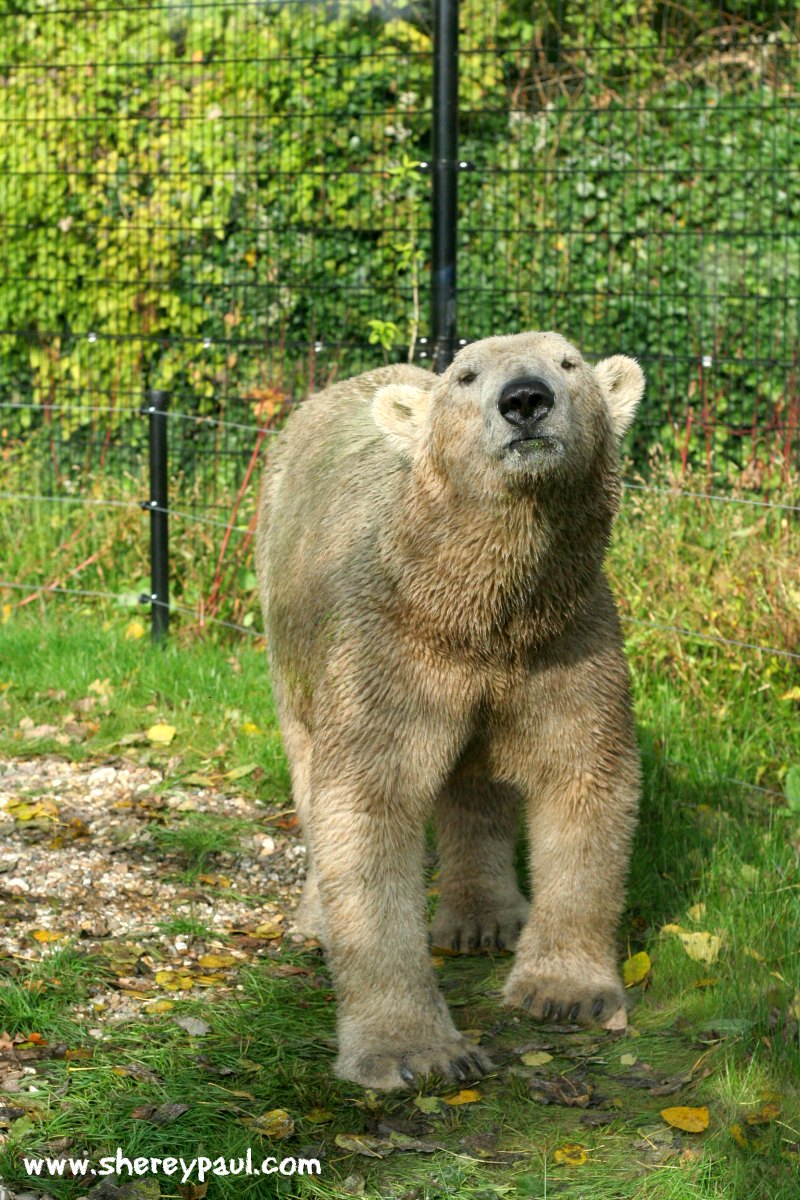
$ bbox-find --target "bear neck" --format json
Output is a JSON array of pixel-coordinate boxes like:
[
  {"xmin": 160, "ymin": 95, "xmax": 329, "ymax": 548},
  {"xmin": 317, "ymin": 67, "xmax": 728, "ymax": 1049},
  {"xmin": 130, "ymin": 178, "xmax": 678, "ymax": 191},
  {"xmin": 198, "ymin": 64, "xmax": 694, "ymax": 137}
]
[{"xmin": 383, "ymin": 453, "xmax": 620, "ymax": 655}]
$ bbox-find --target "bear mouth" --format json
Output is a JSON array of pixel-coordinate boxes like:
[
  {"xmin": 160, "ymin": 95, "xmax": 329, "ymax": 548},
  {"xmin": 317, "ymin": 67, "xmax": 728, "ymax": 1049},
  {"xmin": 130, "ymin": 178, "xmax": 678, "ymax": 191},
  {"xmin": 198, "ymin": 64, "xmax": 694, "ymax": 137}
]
[{"xmin": 506, "ymin": 434, "xmax": 560, "ymax": 453}]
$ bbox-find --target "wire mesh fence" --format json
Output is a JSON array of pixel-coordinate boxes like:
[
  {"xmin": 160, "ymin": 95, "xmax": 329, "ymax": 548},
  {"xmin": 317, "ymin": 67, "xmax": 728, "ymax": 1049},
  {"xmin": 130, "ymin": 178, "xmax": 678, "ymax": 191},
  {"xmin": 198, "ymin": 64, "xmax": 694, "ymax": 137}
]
[{"xmin": 0, "ymin": 1, "xmax": 798, "ymax": 683}]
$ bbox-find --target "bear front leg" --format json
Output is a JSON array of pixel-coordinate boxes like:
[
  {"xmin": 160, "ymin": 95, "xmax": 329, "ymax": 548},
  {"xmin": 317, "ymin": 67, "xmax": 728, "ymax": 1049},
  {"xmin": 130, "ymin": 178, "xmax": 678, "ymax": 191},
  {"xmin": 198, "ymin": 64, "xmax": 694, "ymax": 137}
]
[
  {"xmin": 433, "ymin": 771, "xmax": 529, "ymax": 952},
  {"xmin": 497, "ymin": 649, "xmax": 641, "ymax": 1026},
  {"xmin": 310, "ymin": 783, "xmax": 493, "ymax": 1090},
  {"xmin": 502, "ymin": 768, "xmax": 638, "ymax": 1024}
]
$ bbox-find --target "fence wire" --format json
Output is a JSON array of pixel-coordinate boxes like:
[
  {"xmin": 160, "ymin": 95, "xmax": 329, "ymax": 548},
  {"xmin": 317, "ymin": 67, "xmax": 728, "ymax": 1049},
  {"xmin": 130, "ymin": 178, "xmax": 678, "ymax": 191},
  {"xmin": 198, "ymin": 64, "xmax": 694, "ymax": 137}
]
[{"xmin": 0, "ymin": 3, "xmax": 798, "ymax": 807}]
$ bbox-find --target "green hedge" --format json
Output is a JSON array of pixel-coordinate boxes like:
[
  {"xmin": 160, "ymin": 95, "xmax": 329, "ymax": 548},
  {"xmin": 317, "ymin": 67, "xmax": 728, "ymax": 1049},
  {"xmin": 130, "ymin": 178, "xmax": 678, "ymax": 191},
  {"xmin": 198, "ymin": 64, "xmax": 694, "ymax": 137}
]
[{"xmin": 1, "ymin": 1, "xmax": 798, "ymax": 477}]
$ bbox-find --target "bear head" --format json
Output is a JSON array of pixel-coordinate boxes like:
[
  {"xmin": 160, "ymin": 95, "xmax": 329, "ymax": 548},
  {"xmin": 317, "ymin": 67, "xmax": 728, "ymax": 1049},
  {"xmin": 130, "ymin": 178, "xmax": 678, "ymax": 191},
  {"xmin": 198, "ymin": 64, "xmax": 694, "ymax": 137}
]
[{"xmin": 372, "ymin": 331, "xmax": 644, "ymax": 496}]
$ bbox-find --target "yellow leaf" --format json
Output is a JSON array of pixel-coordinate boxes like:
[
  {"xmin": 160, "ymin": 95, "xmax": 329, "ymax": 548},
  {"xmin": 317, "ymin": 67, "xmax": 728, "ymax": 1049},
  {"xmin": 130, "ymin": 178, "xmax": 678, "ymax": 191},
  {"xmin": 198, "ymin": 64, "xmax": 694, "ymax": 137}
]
[
  {"xmin": 155, "ymin": 971, "xmax": 194, "ymax": 990},
  {"xmin": 32, "ymin": 930, "xmax": 66, "ymax": 943},
  {"xmin": 688, "ymin": 902, "xmax": 706, "ymax": 923},
  {"xmin": 242, "ymin": 721, "xmax": 261, "ymax": 735},
  {"xmin": 253, "ymin": 923, "xmax": 283, "ymax": 940},
  {"xmin": 88, "ymin": 678, "xmax": 113, "ymax": 697},
  {"xmin": 661, "ymin": 925, "xmax": 722, "ymax": 964},
  {"xmin": 143, "ymin": 1000, "xmax": 175, "ymax": 1014},
  {"xmin": 7, "ymin": 798, "xmax": 59, "ymax": 822},
  {"xmin": 744, "ymin": 947, "xmax": 765, "ymax": 963},
  {"xmin": 147, "ymin": 722, "xmax": 176, "ymax": 745},
  {"xmin": 252, "ymin": 1108, "xmax": 294, "ymax": 1138},
  {"xmin": 729, "ymin": 1123, "xmax": 748, "ymax": 1148},
  {"xmin": 197, "ymin": 874, "xmax": 232, "ymax": 888},
  {"xmin": 779, "ymin": 686, "xmax": 800, "ymax": 702},
  {"xmin": 661, "ymin": 1106, "xmax": 709, "ymax": 1133},
  {"xmin": 622, "ymin": 951, "xmax": 651, "ymax": 987},
  {"xmin": 125, "ymin": 619, "xmax": 145, "ymax": 640},
  {"xmin": 554, "ymin": 1143, "xmax": 588, "ymax": 1166},
  {"xmin": 194, "ymin": 973, "xmax": 226, "ymax": 986},
  {"xmin": 197, "ymin": 953, "xmax": 237, "ymax": 969},
  {"xmin": 305, "ymin": 1108, "xmax": 334, "ymax": 1124},
  {"xmin": 521, "ymin": 1050, "xmax": 553, "ymax": 1066},
  {"xmin": 443, "ymin": 1089, "xmax": 480, "ymax": 1106},
  {"xmin": 2, "ymin": 603, "xmax": 11, "ymax": 624},
  {"xmin": 746, "ymin": 1102, "xmax": 780, "ymax": 1125},
  {"xmin": 693, "ymin": 977, "xmax": 718, "ymax": 989}
]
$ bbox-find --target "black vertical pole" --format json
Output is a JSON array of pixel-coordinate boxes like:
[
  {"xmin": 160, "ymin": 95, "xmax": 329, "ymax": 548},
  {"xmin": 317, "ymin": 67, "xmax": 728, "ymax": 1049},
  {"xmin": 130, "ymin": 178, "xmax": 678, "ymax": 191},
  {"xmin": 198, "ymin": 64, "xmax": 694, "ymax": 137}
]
[
  {"xmin": 147, "ymin": 390, "xmax": 169, "ymax": 642},
  {"xmin": 431, "ymin": 0, "xmax": 459, "ymax": 374}
]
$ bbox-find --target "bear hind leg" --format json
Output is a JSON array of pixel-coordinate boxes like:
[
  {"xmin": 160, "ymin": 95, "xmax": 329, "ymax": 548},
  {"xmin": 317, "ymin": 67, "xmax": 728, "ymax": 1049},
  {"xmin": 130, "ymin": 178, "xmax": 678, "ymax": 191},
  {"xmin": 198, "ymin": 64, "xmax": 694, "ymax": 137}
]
[
  {"xmin": 278, "ymin": 709, "xmax": 326, "ymax": 943},
  {"xmin": 432, "ymin": 775, "xmax": 529, "ymax": 953}
]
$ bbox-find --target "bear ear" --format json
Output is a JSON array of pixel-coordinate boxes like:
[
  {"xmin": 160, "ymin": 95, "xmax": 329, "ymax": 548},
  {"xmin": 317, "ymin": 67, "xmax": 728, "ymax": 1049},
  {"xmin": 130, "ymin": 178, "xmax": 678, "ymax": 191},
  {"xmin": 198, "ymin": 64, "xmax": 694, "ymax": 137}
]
[
  {"xmin": 594, "ymin": 355, "xmax": 645, "ymax": 439},
  {"xmin": 372, "ymin": 383, "xmax": 430, "ymax": 453}
]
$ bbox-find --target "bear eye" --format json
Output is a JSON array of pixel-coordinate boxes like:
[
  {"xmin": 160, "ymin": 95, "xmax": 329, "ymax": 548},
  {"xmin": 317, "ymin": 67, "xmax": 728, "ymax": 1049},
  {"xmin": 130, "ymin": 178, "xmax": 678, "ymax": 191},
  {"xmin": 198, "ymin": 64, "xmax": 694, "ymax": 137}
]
[
  {"xmin": 458, "ymin": 371, "xmax": 477, "ymax": 386},
  {"xmin": 561, "ymin": 358, "xmax": 577, "ymax": 371}
]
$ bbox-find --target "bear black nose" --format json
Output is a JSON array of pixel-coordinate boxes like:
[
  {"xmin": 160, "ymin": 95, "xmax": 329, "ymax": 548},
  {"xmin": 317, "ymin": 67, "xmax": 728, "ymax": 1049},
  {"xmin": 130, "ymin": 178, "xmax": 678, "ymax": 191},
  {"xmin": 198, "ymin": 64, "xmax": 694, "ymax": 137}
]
[{"xmin": 497, "ymin": 376, "xmax": 556, "ymax": 434}]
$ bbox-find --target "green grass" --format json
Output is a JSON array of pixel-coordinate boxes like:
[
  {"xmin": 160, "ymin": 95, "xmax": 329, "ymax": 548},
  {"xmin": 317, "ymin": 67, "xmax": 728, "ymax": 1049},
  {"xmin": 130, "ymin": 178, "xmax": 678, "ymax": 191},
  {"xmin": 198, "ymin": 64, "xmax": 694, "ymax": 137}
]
[{"xmin": 1, "ymin": 487, "xmax": 799, "ymax": 1200}]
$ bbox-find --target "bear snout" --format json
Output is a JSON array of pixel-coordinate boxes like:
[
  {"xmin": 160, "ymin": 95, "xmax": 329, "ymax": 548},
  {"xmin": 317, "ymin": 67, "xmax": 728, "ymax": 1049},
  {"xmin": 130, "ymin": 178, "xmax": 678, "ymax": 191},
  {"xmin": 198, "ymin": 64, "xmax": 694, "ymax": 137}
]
[{"xmin": 497, "ymin": 375, "xmax": 556, "ymax": 441}]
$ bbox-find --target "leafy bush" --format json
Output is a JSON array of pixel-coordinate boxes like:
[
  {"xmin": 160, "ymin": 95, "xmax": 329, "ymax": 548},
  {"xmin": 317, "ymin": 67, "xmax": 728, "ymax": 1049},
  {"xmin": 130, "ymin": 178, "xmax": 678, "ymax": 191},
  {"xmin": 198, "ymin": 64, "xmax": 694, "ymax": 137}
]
[{"xmin": 0, "ymin": 1, "xmax": 798, "ymax": 481}]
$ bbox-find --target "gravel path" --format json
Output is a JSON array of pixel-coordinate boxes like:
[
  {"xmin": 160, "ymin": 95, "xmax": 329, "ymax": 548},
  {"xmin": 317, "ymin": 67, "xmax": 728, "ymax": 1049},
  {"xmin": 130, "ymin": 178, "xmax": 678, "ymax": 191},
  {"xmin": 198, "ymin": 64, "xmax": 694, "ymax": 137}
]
[{"xmin": 0, "ymin": 754, "xmax": 307, "ymax": 1028}]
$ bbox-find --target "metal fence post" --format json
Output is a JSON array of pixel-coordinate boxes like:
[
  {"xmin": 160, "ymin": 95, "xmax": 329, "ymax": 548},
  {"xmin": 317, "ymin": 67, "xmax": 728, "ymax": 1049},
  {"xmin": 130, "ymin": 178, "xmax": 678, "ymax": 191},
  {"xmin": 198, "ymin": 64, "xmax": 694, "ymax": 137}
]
[
  {"xmin": 431, "ymin": 0, "xmax": 459, "ymax": 374},
  {"xmin": 145, "ymin": 390, "xmax": 169, "ymax": 642}
]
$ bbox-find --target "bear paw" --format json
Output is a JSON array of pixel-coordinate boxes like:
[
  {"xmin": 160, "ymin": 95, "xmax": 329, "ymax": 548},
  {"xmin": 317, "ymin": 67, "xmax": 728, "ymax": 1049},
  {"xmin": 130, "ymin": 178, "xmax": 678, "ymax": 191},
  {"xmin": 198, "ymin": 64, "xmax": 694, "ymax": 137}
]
[
  {"xmin": 431, "ymin": 896, "xmax": 530, "ymax": 953},
  {"xmin": 335, "ymin": 1035, "xmax": 494, "ymax": 1091},
  {"xmin": 503, "ymin": 964, "xmax": 629, "ymax": 1028}
]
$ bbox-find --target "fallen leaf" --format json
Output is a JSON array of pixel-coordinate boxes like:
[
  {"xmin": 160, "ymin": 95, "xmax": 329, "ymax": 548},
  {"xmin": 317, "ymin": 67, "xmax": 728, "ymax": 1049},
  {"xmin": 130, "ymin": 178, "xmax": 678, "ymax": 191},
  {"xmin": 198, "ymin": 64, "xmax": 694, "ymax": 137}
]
[
  {"xmin": 174, "ymin": 1016, "xmax": 210, "ymax": 1037},
  {"xmin": 177, "ymin": 1183, "xmax": 209, "ymax": 1200},
  {"xmin": 521, "ymin": 1050, "xmax": 553, "ymax": 1067},
  {"xmin": 147, "ymin": 722, "xmax": 176, "ymax": 746},
  {"xmin": 661, "ymin": 925, "xmax": 722, "ymax": 964},
  {"xmin": 334, "ymin": 1133, "xmax": 387, "ymax": 1158},
  {"xmin": 443, "ymin": 1088, "xmax": 481, "ymax": 1106},
  {"xmin": 553, "ymin": 1143, "xmax": 588, "ymax": 1166},
  {"xmin": 746, "ymin": 1102, "xmax": 780, "ymax": 1125},
  {"xmin": 688, "ymin": 902, "xmax": 707, "ymax": 922},
  {"xmin": 661, "ymin": 1105, "xmax": 710, "ymax": 1133},
  {"xmin": 19, "ymin": 722, "xmax": 59, "ymax": 741},
  {"xmin": 31, "ymin": 930, "xmax": 66, "ymax": 943},
  {"xmin": 620, "ymin": 1053, "xmax": 638, "ymax": 1066},
  {"xmin": 623, "ymin": 950, "xmax": 651, "ymax": 987},
  {"xmin": 149, "ymin": 1102, "xmax": 190, "ymax": 1125},
  {"xmin": 6, "ymin": 797, "xmax": 59, "ymax": 822},
  {"xmin": 252, "ymin": 922, "xmax": 283, "ymax": 940},
  {"xmin": 143, "ymin": 1000, "xmax": 175, "ymax": 1014},
  {"xmin": 693, "ymin": 977, "xmax": 718, "ymax": 989},
  {"xmin": 224, "ymin": 763, "xmax": 258, "ymax": 780},
  {"xmin": 413, "ymin": 1095, "xmax": 443, "ymax": 1114},
  {"xmin": 252, "ymin": 1108, "xmax": 295, "ymax": 1138},
  {"xmin": 88, "ymin": 677, "xmax": 113, "ymax": 697},
  {"xmin": 242, "ymin": 722, "xmax": 261, "ymax": 735},
  {"xmin": 603, "ymin": 1005, "xmax": 629, "ymax": 1031},
  {"xmin": 197, "ymin": 953, "xmax": 237, "ymax": 969},
  {"xmin": 780, "ymin": 687, "xmax": 800, "ymax": 702},
  {"xmin": 529, "ymin": 1075, "xmax": 593, "ymax": 1108},
  {"xmin": 125, "ymin": 619, "xmax": 146, "ymax": 640},
  {"xmin": 305, "ymin": 1107, "xmax": 334, "ymax": 1124},
  {"xmin": 729, "ymin": 1122, "xmax": 768, "ymax": 1152},
  {"xmin": 155, "ymin": 971, "xmax": 194, "ymax": 991}
]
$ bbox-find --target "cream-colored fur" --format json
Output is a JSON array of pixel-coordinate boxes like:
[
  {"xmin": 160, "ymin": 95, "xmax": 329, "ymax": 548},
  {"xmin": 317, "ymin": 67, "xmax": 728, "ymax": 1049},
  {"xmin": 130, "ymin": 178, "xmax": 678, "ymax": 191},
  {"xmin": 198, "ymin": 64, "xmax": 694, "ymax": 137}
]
[{"xmin": 255, "ymin": 332, "xmax": 644, "ymax": 1090}]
